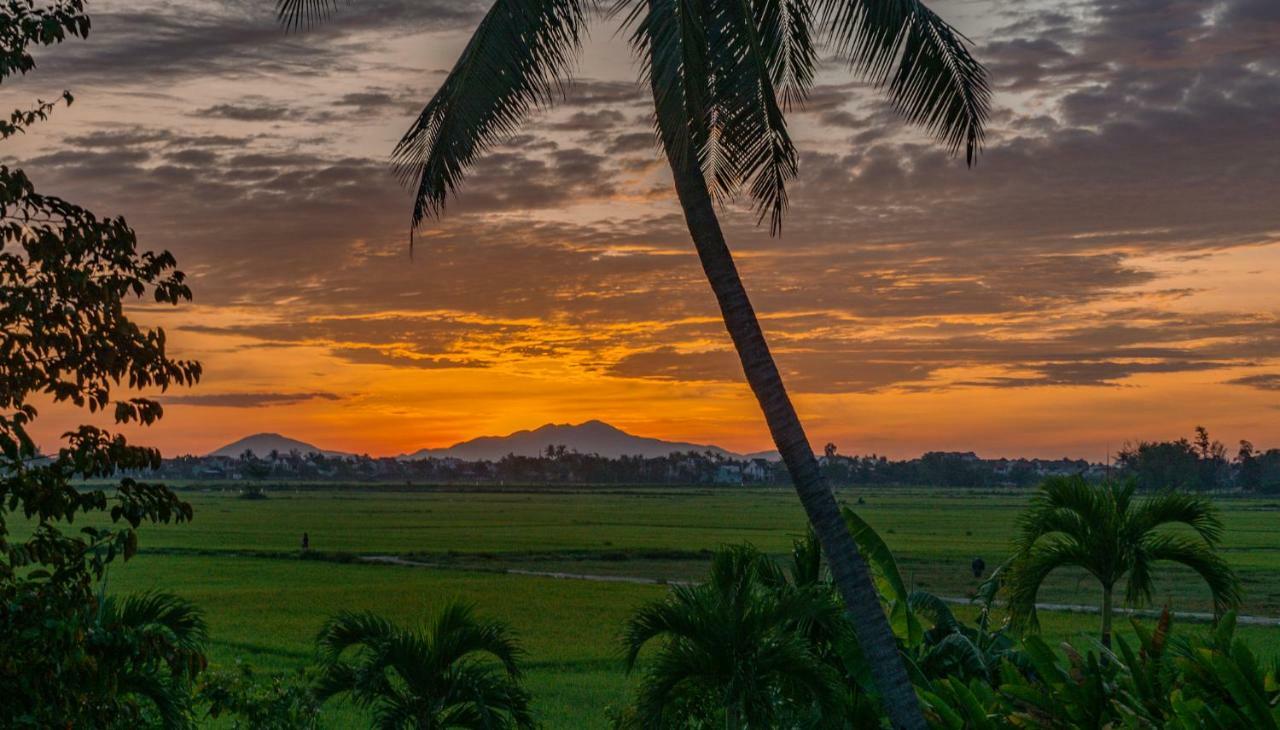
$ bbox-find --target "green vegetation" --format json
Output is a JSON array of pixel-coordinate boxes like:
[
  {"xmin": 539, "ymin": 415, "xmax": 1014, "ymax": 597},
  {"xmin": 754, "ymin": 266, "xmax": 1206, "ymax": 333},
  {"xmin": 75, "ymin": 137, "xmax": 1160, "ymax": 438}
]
[
  {"xmin": 314, "ymin": 603, "xmax": 534, "ymax": 728},
  {"xmin": 58, "ymin": 485, "xmax": 1274, "ymax": 727},
  {"xmin": 2, "ymin": 3, "xmax": 202, "ymax": 724},
  {"xmin": 1006, "ymin": 477, "xmax": 1241, "ymax": 646},
  {"xmin": 612, "ymin": 528, "xmax": 1280, "ymax": 728},
  {"xmin": 620, "ymin": 544, "xmax": 853, "ymax": 728}
]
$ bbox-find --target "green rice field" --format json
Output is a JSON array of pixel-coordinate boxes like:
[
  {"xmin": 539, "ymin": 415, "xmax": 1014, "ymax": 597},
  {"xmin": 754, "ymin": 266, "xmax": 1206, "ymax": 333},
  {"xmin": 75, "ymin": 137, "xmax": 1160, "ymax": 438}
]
[{"xmin": 81, "ymin": 486, "xmax": 1280, "ymax": 727}]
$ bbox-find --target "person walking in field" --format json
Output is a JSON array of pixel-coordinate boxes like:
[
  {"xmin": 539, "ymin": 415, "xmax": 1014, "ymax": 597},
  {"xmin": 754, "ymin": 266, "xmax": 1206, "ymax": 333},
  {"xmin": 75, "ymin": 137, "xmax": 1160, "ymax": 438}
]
[{"xmin": 302, "ymin": 532, "xmax": 309, "ymax": 552}]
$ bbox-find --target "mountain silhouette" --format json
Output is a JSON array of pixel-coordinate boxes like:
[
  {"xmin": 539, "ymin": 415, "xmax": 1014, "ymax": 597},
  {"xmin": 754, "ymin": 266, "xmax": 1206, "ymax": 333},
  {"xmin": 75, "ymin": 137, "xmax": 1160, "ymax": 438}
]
[
  {"xmin": 399, "ymin": 420, "xmax": 756, "ymax": 461},
  {"xmin": 208, "ymin": 432, "xmax": 351, "ymax": 458}
]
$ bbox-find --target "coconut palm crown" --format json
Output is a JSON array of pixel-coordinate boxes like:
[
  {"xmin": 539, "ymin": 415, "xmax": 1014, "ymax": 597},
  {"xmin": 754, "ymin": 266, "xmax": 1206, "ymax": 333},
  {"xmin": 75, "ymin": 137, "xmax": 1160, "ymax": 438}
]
[
  {"xmin": 278, "ymin": 0, "xmax": 988, "ymax": 235},
  {"xmin": 1006, "ymin": 476, "xmax": 1241, "ymax": 647},
  {"xmin": 274, "ymin": 1, "xmax": 989, "ymax": 726}
]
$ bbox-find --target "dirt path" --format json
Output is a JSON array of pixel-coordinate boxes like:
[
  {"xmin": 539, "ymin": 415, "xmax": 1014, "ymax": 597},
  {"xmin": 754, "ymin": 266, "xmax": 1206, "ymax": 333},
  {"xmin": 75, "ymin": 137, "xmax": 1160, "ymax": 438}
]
[{"xmin": 361, "ymin": 555, "xmax": 1280, "ymax": 627}]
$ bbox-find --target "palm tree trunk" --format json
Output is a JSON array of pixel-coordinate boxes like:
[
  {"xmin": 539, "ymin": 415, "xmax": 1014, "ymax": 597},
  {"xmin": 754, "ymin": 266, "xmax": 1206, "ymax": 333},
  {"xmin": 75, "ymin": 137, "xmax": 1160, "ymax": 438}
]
[
  {"xmin": 1101, "ymin": 584, "xmax": 1114, "ymax": 648},
  {"xmin": 661, "ymin": 148, "xmax": 926, "ymax": 730}
]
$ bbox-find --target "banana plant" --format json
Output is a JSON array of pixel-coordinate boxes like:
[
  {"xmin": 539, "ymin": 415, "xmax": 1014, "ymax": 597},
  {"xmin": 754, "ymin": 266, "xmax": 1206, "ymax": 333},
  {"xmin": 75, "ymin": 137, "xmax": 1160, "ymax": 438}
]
[
  {"xmin": 1169, "ymin": 613, "xmax": 1280, "ymax": 729},
  {"xmin": 842, "ymin": 507, "xmax": 926, "ymax": 647}
]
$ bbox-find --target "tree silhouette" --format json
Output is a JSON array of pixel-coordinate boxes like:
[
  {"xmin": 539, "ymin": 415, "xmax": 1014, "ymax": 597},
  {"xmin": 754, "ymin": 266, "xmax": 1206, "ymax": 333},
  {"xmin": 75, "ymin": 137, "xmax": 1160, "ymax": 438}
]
[{"xmin": 2, "ymin": 3, "xmax": 202, "ymax": 722}]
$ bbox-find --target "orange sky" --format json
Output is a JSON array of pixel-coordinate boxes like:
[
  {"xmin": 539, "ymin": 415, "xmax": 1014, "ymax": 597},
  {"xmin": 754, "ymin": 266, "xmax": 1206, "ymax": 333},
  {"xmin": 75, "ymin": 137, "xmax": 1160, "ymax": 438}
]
[{"xmin": 11, "ymin": 0, "xmax": 1280, "ymax": 459}]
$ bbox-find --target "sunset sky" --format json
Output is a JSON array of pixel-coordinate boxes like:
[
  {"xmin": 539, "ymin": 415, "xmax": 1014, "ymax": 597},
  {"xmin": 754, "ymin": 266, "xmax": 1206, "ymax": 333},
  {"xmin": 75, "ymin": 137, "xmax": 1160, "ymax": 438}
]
[{"xmin": 9, "ymin": 0, "xmax": 1280, "ymax": 459}]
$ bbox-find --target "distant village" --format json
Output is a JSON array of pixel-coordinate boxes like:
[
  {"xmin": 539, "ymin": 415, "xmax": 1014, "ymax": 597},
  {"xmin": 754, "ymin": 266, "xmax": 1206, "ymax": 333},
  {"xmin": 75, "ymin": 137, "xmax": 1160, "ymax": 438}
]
[
  {"xmin": 140, "ymin": 426, "xmax": 1280, "ymax": 492},
  {"xmin": 148, "ymin": 447, "xmax": 1104, "ymax": 489}
]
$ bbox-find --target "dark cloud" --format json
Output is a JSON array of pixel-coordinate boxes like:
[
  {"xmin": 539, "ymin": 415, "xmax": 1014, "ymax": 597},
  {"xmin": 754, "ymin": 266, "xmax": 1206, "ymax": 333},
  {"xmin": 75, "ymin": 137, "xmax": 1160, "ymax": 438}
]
[
  {"xmin": 605, "ymin": 132, "xmax": 655, "ymax": 155},
  {"xmin": 560, "ymin": 79, "xmax": 646, "ymax": 108},
  {"xmin": 9, "ymin": 0, "xmax": 1278, "ymax": 406},
  {"xmin": 159, "ymin": 391, "xmax": 342, "ymax": 407},
  {"xmin": 1227, "ymin": 374, "xmax": 1280, "ymax": 392},
  {"xmin": 30, "ymin": 0, "xmax": 486, "ymax": 87},
  {"xmin": 329, "ymin": 348, "xmax": 487, "ymax": 370},
  {"xmin": 959, "ymin": 361, "xmax": 1230, "ymax": 389},
  {"xmin": 546, "ymin": 109, "xmax": 627, "ymax": 132},
  {"xmin": 199, "ymin": 101, "xmax": 296, "ymax": 122}
]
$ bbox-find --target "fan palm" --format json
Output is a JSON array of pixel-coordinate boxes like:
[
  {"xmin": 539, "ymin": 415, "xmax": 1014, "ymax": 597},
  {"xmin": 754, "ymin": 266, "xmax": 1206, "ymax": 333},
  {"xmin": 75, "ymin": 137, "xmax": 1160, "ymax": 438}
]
[
  {"xmin": 276, "ymin": 1, "xmax": 989, "ymax": 724},
  {"xmin": 313, "ymin": 602, "xmax": 534, "ymax": 729},
  {"xmin": 621, "ymin": 544, "xmax": 851, "ymax": 728},
  {"xmin": 1006, "ymin": 476, "xmax": 1241, "ymax": 648}
]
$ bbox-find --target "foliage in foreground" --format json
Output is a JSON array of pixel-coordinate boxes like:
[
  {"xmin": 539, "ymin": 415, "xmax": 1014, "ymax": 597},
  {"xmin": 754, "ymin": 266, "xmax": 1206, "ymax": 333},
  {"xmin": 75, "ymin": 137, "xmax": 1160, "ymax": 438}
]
[
  {"xmin": 313, "ymin": 601, "xmax": 535, "ymax": 729},
  {"xmin": 200, "ymin": 663, "xmax": 323, "ymax": 729},
  {"xmin": 1, "ymin": 588, "xmax": 209, "ymax": 728},
  {"xmin": 618, "ymin": 492, "xmax": 1263, "ymax": 729},
  {"xmin": 1006, "ymin": 477, "xmax": 1240, "ymax": 647},
  {"xmin": 1, "ymin": 2, "xmax": 203, "ymax": 726}
]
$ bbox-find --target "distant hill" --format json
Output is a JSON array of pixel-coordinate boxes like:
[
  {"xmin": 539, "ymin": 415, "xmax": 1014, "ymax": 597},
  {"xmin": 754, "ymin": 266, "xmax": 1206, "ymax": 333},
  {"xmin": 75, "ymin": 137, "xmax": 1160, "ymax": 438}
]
[
  {"xmin": 400, "ymin": 420, "xmax": 758, "ymax": 461},
  {"xmin": 208, "ymin": 433, "xmax": 350, "ymax": 459}
]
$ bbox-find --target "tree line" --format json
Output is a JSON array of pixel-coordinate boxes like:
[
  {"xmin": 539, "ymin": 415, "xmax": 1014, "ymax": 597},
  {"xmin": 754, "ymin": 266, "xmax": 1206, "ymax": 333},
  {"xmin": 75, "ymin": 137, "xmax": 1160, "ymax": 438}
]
[{"xmin": 142, "ymin": 428, "xmax": 1280, "ymax": 493}]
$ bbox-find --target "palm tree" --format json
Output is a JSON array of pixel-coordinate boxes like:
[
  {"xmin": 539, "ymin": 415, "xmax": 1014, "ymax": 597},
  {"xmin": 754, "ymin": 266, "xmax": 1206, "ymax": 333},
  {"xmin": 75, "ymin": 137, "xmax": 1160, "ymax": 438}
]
[
  {"xmin": 621, "ymin": 544, "xmax": 851, "ymax": 728},
  {"xmin": 313, "ymin": 602, "xmax": 534, "ymax": 729},
  {"xmin": 275, "ymin": 1, "xmax": 989, "ymax": 724},
  {"xmin": 1006, "ymin": 476, "xmax": 1241, "ymax": 648},
  {"xmin": 94, "ymin": 591, "xmax": 209, "ymax": 728}
]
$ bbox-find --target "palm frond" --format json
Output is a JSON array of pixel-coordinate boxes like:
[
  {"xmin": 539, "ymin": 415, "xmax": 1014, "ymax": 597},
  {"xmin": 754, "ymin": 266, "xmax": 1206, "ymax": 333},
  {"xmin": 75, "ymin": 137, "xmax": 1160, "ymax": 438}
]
[
  {"xmin": 815, "ymin": 0, "xmax": 989, "ymax": 164},
  {"xmin": 1007, "ymin": 541, "xmax": 1091, "ymax": 633},
  {"xmin": 1126, "ymin": 544, "xmax": 1157, "ymax": 608},
  {"xmin": 430, "ymin": 601, "xmax": 526, "ymax": 678},
  {"xmin": 110, "ymin": 591, "xmax": 208, "ymax": 652},
  {"xmin": 625, "ymin": 0, "xmax": 712, "ymax": 169},
  {"xmin": 789, "ymin": 529, "xmax": 824, "ymax": 586},
  {"xmin": 1130, "ymin": 490, "xmax": 1225, "ymax": 546},
  {"xmin": 721, "ymin": 0, "xmax": 800, "ymax": 234},
  {"xmin": 1014, "ymin": 476, "xmax": 1099, "ymax": 552},
  {"xmin": 762, "ymin": 0, "xmax": 818, "ymax": 109},
  {"xmin": 1143, "ymin": 534, "xmax": 1242, "ymax": 616},
  {"xmin": 621, "ymin": 587, "xmax": 702, "ymax": 670},
  {"xmin": 631, "ymin": 0, "xmax": 802, "ymax": 233},
  {"xmin": 393, "ymin": 0, "xmax": 588, "ymax": 233},
  {"xmin": 117, "ymin": 670, "xmax": 193, "ymax": 730},
  {"xmin": 275, "ymin": 0, "xmax": 348, "ymax": 30},
  {"xmin": 315, "ymin": 610, "xmax": 401, "ymax": 661},
  {"xmin": 313, "ymin": 604, "xmax": 531, "ymax": 726}
]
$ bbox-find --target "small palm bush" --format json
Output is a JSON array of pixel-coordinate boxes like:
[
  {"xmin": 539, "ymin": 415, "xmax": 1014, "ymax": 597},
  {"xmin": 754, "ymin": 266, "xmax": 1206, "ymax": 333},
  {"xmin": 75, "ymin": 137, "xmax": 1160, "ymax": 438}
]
[
  {"xmin": 620, "ymin": 544, "xmax": 850, "ymax": 728},
  {"xmin": 1006, "ymin": 477, "xmax": 1240, "ymax": 647},
  {"xmin": 88, "ymin": 591, "xmax": 209, "ymax": 728},
  {"xmin": 314, "ymin": 602, "xmax": 533, "ymax": 729}
]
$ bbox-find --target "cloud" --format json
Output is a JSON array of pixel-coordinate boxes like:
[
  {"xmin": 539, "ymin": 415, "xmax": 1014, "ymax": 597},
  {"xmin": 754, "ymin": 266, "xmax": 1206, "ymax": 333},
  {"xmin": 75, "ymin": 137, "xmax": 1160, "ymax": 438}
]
[
  {"xmin": 329, "ymin": 348, "xmax": 488, "ymax": 370},
  {"xmin": 199, "ymin": 101, "xmax": 296, "ymax": 122},
  {"xmin": 959, "ymin": 361, "xmax": 1230, "ymax": 389},
  {"xmin": 32, "ymin": 0, "xmax": 486, "ymax": 86},
  {"xmin": 10, "ymin": 0, "xmax": 1279, "ymax": 417},
  {"xmin": 1227, "ymin": 374, "xmax": 1280, "ymax": 392},
  {"xmin": 159, "ymin": 391, "xmax": 342, "ymax": 407}
]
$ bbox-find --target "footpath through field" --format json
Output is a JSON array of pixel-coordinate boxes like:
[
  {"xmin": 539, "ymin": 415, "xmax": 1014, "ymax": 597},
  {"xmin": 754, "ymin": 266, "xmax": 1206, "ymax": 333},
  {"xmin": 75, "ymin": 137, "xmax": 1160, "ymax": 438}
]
[{"xmin": 361, "ymin": 555, "xmax": 1280, "ymax": 627}]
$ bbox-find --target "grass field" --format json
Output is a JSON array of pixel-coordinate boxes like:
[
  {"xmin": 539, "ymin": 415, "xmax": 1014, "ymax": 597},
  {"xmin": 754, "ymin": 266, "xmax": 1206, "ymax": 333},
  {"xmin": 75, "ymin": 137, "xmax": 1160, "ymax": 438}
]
[{"xmin": 77, "ymin": 485, "xmax": 1280, "ymax": 727}]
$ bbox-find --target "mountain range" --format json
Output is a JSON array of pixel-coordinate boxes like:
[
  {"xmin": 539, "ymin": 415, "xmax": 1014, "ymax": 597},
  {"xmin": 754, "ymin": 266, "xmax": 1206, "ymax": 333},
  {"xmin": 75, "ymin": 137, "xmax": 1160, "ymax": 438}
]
[{"xmin": 207, "ymin": 421, "xmax": 777, "ymax": 461}]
